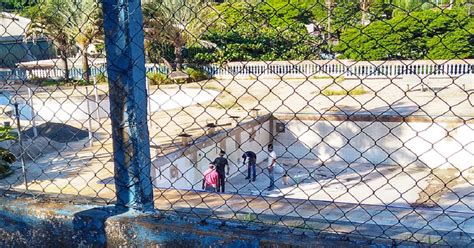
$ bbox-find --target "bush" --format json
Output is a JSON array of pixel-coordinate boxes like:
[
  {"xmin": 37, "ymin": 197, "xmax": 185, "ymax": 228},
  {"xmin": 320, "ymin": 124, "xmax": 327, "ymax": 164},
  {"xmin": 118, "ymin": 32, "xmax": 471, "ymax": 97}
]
[
  {"xmin": 39, "ymin": 79, "xmax": 90, "ymax": 87},
  {"xmin": 184, "ymin": 67, "xmax": 210, "ymax": 82},
  {"xmin": 95, "ymin": 72, "xmax": 108, "ymax": 84},
  {"xmin": 0, "ymin": 126, "xmax": 16, "ymax": 179},
  {"xmin": 321, "ymin": 86, "xmax": 367, "ymax": 96},
  {"xmin": 0, "ymin": 147, "xmax": 15, "ymax": 165},
  {"xmin": 0, "ymin": 163, "xmax": 12, "ymax": 179},
  {"xmin": 147, "ymin": 72, "xmax": 173, "ymax": 85}
]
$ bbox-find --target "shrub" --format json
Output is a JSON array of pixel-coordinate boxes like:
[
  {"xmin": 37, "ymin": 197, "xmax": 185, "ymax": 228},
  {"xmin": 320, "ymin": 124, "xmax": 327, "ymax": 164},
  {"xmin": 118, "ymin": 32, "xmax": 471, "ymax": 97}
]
[
  {"xmin": 95, "ymin": 72, "xmax": 108, "ymax": 84},
  {"xmin": 311, "ymin": 75, "xmax": 345, "ymax": 83},
  {"xmin": 147, "ymin": 72, "xmax": 173, "ymax": 85},
  {"xmin": 0, "ymin": 126, "xmax": 16, "ymax": 179},
  {"xmin": 184, "ymin": 67, "xmax": 210, "ymax": 82},
  {"xmin": 39, "ymin": 79, "xmax": 90, "ymax": 87},
  {"xmin": 321, "ymin": 86, "xmax": 367, "ymax": 96},
  {"xmin": 0, "ymin": 147, "xmax": 15, "ymax": 165}
]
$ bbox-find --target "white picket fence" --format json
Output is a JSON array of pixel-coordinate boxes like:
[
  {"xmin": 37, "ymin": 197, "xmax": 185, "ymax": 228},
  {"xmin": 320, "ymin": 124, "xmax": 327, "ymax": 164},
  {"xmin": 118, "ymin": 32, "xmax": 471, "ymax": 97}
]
[
  {"xmin": 2, "ymin": 59, "xmax": 473, "ymax": 82},
  {"xmin": 206, "ymin": 59, "xmax": 474, "ymax": 79}
]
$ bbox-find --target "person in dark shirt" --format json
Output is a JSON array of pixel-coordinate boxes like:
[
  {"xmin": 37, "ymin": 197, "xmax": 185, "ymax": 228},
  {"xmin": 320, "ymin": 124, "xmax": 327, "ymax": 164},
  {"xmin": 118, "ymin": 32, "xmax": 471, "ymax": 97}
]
[
  {"xmin": 213, "ymin": 150, "xmax": 229, "ymax": 192},
  {"xmin": 242, "ymin": 151, "xmax": 257, "ymax": 181}
]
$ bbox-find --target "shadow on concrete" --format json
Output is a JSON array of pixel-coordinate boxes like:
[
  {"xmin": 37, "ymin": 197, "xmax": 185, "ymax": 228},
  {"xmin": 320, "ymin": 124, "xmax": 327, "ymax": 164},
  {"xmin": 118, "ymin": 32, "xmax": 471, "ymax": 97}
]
[{"xmin": 72, "ymin": 206, "xmax": 127, "ymax": 247}]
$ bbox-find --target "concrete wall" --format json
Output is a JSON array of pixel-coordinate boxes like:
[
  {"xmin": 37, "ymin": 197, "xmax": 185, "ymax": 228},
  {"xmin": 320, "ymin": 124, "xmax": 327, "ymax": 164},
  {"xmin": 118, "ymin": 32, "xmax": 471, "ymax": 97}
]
[
  {"xmin": 0, "ymin": 195, "xmax": 389, "ymax": 247},
  {"xmin": 0, "ymin": 88, "xmax": 218, "ymax": 122},
  {"xmin": 152, "ymin": 115, "xmax": 272, "ymax": 190},
  {"xmin": 273, "ymin": 115, "xmax": 474, "ymax": 170}
]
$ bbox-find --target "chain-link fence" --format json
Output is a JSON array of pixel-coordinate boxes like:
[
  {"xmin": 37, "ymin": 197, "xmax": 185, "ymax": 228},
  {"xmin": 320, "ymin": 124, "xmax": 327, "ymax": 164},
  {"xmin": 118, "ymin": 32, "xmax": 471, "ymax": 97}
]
[{"xmin": 1, "ymin": 0, "xmax": 473, "ymax": 246}]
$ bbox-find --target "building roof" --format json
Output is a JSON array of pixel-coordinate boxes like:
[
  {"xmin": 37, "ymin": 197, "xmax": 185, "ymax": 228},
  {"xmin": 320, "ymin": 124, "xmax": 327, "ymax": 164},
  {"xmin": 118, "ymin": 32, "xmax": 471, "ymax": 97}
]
[
  {"xmin": 0, "ymin": 12, "xmax": 31, "ymax": 42},
  {"xmin": 17, "ymin": 56, "xmax": 107, "ymax": 69}
]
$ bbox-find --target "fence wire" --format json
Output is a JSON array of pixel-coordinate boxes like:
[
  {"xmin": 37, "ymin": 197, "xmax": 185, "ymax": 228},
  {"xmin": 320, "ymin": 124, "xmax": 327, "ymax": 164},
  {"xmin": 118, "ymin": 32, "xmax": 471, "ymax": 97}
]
[{"xmin": 1, "ymin": 0, "xmax": 473, "ymax": 246}]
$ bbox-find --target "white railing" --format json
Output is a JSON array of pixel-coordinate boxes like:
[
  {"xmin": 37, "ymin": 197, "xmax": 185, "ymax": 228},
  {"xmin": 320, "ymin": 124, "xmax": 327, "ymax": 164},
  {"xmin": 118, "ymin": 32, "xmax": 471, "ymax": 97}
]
[
  {"xmin": 206, "ymin": 59, "xmax": 474, "ymax": 79},
  {"xmin": 3, "ymin": 59, "xmax": 473, "ymax": 82}
]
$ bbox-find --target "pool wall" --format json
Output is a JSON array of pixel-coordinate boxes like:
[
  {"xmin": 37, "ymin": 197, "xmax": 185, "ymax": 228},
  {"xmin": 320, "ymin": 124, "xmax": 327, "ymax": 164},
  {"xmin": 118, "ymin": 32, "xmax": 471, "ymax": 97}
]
[{"xmin": 273, "ymin": 114, "xmax": 474, "ymax": 170}]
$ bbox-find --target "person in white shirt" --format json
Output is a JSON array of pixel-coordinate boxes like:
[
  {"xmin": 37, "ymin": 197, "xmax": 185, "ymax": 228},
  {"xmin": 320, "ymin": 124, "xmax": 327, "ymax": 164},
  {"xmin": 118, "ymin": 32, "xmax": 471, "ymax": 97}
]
[{"xmin": 267, "ymin": 144, "xmax": 276, "ymax": 190}]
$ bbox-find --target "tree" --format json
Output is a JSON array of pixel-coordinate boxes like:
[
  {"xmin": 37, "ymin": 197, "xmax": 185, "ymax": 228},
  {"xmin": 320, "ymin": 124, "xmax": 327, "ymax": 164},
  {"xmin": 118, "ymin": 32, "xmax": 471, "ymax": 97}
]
[
  {"xmin": 74, "ymin": 2, "xmax": 102, "ymax": 83},
  {"xmin": 360, "ymin": 0, "xmax": 374, "ymax": 25},
  {"xmin": 1, "ymin": 0, "xmax": 36, "ymax": 11},
  {"xmin": 187, "ymin": 0, "xmax": 321, "ymax": 63},
  {"xmin": 334, "ymin": 8, "xmax": 473, "ymax": 60},
  {"xmin": 143, "ymin": 0, "xmax": 216, "ymax": 71},
  {"xmin": 25, "ymin": 0, "xmax": 101, "ymax": 82}
]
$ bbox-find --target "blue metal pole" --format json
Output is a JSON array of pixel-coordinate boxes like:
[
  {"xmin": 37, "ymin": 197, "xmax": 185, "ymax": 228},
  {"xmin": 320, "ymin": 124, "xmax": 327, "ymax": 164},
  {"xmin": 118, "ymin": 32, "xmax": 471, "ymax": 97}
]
[{"xmin": 101, "ymin": 0, "xmax": 153, "ymax": 211}]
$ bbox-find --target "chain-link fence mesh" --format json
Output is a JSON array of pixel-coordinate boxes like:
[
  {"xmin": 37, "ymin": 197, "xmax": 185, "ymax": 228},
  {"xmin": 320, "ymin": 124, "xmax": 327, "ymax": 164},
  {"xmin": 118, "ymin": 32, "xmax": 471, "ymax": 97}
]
[{"xmin": 1, "ymin": 0, "xmax": 473, "ymax": 245}]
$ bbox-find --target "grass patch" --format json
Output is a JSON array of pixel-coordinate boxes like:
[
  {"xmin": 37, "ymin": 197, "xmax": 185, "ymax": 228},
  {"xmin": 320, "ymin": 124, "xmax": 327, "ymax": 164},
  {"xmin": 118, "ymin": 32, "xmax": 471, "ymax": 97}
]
[
  {"xmin": 201, "ymin": 84, "xmax": 223, "ymax": 92},
  {"xmin": 147, "ymin": 72, "xmax": 175, "ymax": 85},
  {"xmin": 214, "ymin": 101, "xmax": 238, "ymax": 110},
  {"xmin": 183, "ymin": 67, "xmax": 211, "ymax": 82},
  {"xmin": 242, "ymin": 213, "xmax": 257, "ymax": 222},
  {"xmin": 37, "ymin": 79, "xmax": 92, "ymax": 87},
  {"xmin": 321, "ymin": 85, "xmax": 366, "ymax": 96},
  {"xmin": 203, "ymin": 83, "xmax": 239, "ymax": 110},
  {"xmin": 311, "ymin": 75, "xmax": 345, "ymax": 83},
  {"xmin": 281, "ymin": 220, "xmax": 319, "ymax": 231},
  {"xmin": 95, "ymin": 72, "xmax": 108, "ymax": 84}
]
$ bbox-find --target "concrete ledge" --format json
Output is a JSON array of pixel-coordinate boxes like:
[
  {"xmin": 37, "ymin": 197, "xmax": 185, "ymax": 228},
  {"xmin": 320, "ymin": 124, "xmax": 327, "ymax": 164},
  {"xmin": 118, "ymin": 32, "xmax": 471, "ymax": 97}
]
[
  {"xmin": 0, "ymin": 195, "xmax": 416, "ymax": 247},
  {"xmin": 274, "ymin": 113, "xmax": 474, "ymax": 124}
]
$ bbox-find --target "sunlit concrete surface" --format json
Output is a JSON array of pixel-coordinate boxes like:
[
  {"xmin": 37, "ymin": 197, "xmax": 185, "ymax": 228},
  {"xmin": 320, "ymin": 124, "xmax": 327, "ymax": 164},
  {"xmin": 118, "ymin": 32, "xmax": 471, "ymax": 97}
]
[{"xmin": 0, "ymin": 87, "xmax": 218, "ymax": 121}]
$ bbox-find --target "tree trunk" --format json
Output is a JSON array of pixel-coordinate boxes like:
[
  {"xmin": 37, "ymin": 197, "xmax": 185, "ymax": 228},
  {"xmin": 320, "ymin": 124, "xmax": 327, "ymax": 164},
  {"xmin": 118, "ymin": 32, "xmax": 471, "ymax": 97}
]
[
  {"xmin": 82, "ymin": 47, "xmax": 90, "ymax": 84},
  {"xmin": 174, "ymin": 42, "xmax": 183, "ymax": 71},
  {"xmin": 161, "ymin": 57, "xmax": 173, "ymax": 73},
  {"xmin": 326, "ymin": 0, "xmax": 332, "ymax": 40},
  {"xmin": 61, "ymin": 52, "xmax": 70, "ymax": 81},
  {"xmin": 361, "ymin": 0, "xmax": 367, "ymax": 25}
]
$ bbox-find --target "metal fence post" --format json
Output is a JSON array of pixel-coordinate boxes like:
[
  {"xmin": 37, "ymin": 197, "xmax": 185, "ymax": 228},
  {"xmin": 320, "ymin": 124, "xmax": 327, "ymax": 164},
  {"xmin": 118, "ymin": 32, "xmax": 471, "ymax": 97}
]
[
  {"xmin": 85, "ymin": 87, "xmax": 93, "ymax": 147},
  {"xmin": 101, "ymin": 0, "xmax": 154, "ymax": 211},
  {"xmin": 27, "ymin": 88, "xmax": 37, "ymax": 138},
  {"xmin": 145, "ymin": 76, "xmax": 152, "ymax": 129},
  {"xmin": 14, "ymin": 102, "xmax": 28, "ymax": 191},
  {"xmin": 93, "ymin": 76, "xmax": 101, "ymax": 121}
]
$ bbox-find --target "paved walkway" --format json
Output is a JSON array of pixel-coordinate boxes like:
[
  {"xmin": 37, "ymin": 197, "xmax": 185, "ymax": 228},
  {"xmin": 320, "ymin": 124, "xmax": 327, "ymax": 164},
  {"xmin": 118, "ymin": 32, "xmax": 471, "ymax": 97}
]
[
  {"xmin": 225, "ymin": 159, "xmax": 474, "ymax": 214},
  {"xmin": 153, "ymin": 188, "xmax": 473, "ymax": 245}
]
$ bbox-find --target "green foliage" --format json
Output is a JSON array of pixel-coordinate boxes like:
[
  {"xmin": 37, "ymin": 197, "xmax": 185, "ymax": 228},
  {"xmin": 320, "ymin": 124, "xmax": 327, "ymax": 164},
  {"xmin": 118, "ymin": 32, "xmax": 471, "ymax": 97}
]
[
  {"xmin": 147, "ymin": 72, "xmax": 173, "ymax": 85},
  {"xmin": 35, "ymin": 79, "xmax": 92, "ymax": 86},
  {"xmin": 242, "ymin": 213, "xmax": 257, "ymax": 222},
  {"xmin": 24, "ymin": 0, "xmax": 102, "ymax": 81},
  {"xmin": 0, "ymin": 126, "xmax": 17, "ymax": 142},
  {"xmin": 321, "ymin": 86, "xmax": 367, "ymax": 96},
  {"xmin": 334, "ymin": 8, "xmax": 474, "ymax": 60},
  {"xmin": 143, "ymin": 0, "xmax": 215, "ymax": 70},
  {"xmin": 147, "ymin": 67, "xmax": 210, "ymax": 85},
  {"xmin": 183, "ymin": 67, "xmax": 210, "ymax": 82},
  {"xmin": 0, "ymin": 163, "xmax": 13, "ymax": 179},
  {"xmin": 95, "ymin": 73, "xmax": 108, "ymax": 84},
  {"xmin": 0, "ymin": 147, "xmax": 16, "ymax": 164},
  {"xmin": 145, "ymin": 0, "xmax": 471, "ymax": 63},
  {"xmin": 0, "ymin": 0, "xmax": 36, "ymax": 11},
  {"xmin": 190, "ymin": 1, "xmax": 321, "ymax": 63},
  {"xmin": 0, "ymin": 126, "xmax": 17, "ymax": 178}
]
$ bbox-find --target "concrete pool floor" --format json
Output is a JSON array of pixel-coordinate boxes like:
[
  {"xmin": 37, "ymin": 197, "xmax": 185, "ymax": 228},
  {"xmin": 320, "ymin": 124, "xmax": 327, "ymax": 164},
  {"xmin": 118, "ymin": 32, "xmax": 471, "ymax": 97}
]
[
  {"xmin": 226, "ymin": 158, "xmax": 474, "ymax": 214},
  {"xmin": 1, "ymin": 76, "xmax": 473, "ymax": 244}
]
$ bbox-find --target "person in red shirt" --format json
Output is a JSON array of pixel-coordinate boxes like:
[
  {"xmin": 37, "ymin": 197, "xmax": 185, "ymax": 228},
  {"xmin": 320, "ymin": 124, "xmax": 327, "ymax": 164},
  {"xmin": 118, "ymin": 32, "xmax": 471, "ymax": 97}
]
[{"xmin": 202, "ymin": 163, "xmax": 219, "ymax": 192}]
